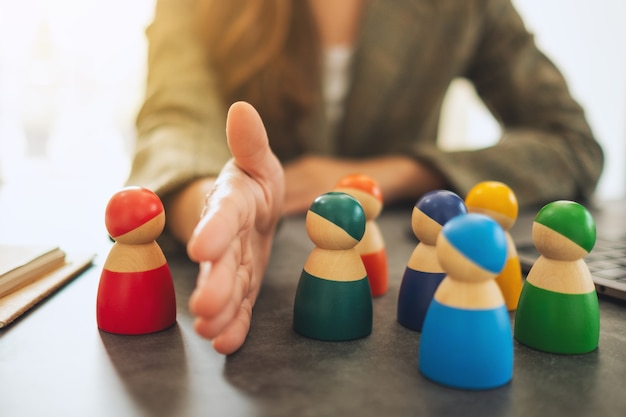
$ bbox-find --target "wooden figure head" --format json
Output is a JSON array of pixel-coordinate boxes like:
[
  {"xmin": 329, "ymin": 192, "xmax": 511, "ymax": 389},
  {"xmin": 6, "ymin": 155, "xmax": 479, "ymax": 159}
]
[
  {"xmin": 465, "ymin": 181, "xmax": 518, "ymax": 231},
  {"xmin": 412, "ymin": 190, "xmax": 467, "ymax": 246},
  {"xmin": 437, "ymin": 213, "xmax": 508, "ymax": 284},
  {"xmin": 105, "ymin": 186, "xmax": 165, "ymax": 245},
  {"xmin": 532, "ymin": 200, "xmax": 596, "ymax": 261},
  {"xmin": 305, "ymin": 192, "xmax": 366, "ymax": 250},
  {"xmin": 334, "ymin": 174, "xmax": 383, "ymax": 220}
]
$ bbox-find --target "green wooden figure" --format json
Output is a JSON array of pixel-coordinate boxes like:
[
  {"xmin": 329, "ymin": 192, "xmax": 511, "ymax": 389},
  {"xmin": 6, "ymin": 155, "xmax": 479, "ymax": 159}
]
[
  {"xmin": 514, "ymin": 200, "xmax": 599, "ymax": 354},
  {"xmin": 293, "ymin": 192, "xmax": 373, "ymax": 341}
]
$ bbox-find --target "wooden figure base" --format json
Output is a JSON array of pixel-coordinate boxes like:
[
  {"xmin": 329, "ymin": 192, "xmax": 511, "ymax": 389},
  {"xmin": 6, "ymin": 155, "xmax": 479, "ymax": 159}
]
[
  {"xmin": 514, "ymin": 282, "xmax": 599, "ymax": 354},
  {"xmin": 361, "ymin": 249, "xmax": 388, "ymax": 297},
  {"xmin": 397, "ymin": 269, "xmax": 445, "ymax": 332},
  {"xmin": 419, "ymin": 300, "xmax": 513, "ymax": 390},
  {"xmin": 293, "ymin": 271, "xmax": 372, "ymax": 341},
  {"xmin": 97, "ymin": 264, "xmax": 177, "ymax": 335}
]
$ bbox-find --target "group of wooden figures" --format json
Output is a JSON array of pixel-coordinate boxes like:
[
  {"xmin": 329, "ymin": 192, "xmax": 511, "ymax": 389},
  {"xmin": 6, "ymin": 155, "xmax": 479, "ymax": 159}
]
[
  {"xmin": 293, "ymin": 177, "xmax": 600, "ymax": 391},
  {"xmin": 95, "ymin": 177, "xmax": 600, "ymax": 391}
]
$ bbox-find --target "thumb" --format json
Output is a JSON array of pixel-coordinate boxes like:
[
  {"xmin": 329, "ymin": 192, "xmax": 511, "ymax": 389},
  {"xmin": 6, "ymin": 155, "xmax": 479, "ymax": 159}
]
[{"xmin": 226, "ymin": 101, "xmax": 280, "ymax": 181}]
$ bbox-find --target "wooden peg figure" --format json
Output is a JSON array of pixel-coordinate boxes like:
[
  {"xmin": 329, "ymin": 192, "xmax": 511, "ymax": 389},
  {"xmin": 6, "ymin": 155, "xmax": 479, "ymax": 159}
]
[
  {"xmin": 335, "ymin": 174, "xmax": 388, "ymax": 296},
  {"xmin": 97, "ymin": 186, "xmax": 176, "ymax": 335},
  {"xmin": 465, "ymin": 181, "xmax": 522, "ymax": 310},
  {"xmin": 514, "ymin": 200, "xmax": 599, "ymax": 354},
  {"xmin": 397, "ymin": 190, "xmax": 467, "ymax": 332},
  {"xmin": 419, "ymin": 213, "xmax": 513, "ymax": 390},
  {"xmin": 293, "ymin": 192, "xmax": 373, "ymax": 341}
]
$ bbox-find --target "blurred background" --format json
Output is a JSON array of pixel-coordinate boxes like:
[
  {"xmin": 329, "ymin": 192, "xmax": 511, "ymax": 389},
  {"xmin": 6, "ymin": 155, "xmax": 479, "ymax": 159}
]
[
  {"xmin": 0, "ymin": 0, "xmax": 154, "ymax": 250},
  {"xmin": 0, "ymin": 0, "xmax": 153, "ymax": 189},
  {"xmin": 440, "ymin": 0, "xmax": 626, "ymax": 201},
  {"xmin": 0, "ymin": 0, "xmax": 624, "ymax": 245}
]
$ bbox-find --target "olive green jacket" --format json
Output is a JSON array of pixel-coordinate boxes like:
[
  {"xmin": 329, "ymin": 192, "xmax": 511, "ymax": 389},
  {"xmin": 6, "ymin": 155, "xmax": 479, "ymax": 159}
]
[{"xmin": 128, "ymin": 0, "xmax": 603, "ymax": 208}]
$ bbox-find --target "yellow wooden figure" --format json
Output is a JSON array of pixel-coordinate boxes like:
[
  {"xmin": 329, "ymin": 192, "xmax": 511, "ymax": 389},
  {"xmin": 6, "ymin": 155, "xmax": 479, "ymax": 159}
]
[{"xmin": 465, "ymin": 181, "xmax": 522, "ymax": 310}]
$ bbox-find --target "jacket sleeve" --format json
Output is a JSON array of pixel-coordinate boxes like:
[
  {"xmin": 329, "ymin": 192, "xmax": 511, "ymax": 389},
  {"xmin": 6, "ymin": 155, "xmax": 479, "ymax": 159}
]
[
  {"xmin": 417, "ymin": 0, "xmax": 603, "ymax": 207},
  {"xmin": 125, "ymin": 0, "xmax": 231, "ymax": 200}
]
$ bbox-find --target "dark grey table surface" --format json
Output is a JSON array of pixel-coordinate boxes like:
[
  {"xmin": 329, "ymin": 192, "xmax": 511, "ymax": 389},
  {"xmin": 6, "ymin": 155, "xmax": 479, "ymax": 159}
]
[{"xmin": 1, "ymin": 202, "xmax": 626, "ymax": 417}]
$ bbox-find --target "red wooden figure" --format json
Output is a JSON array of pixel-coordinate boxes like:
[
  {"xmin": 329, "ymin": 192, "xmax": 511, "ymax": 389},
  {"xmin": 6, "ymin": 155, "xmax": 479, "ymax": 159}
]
[{"xmin": 96, "ymin": 186, "xmax": 176, "ymax": 335}]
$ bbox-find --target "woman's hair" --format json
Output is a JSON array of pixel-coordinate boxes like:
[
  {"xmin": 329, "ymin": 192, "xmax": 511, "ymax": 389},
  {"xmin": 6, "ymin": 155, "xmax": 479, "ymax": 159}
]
[{"xmin": 197, "ymin": 0, "xmax": 321, "ymax": 158}]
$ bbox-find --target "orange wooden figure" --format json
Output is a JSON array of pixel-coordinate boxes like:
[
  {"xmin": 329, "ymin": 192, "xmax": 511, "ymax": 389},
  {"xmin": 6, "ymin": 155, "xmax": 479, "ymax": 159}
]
[
  {"xmin": 465, "ymin": 181, "xmax": 522, "ymax": 310},
  {"xmin": 335, "ymin": 174, "xmax": 388, "ymax": 296},
  {"xmin": 96, "ymin": 186, "xmax": 176, "ymax": 335}
]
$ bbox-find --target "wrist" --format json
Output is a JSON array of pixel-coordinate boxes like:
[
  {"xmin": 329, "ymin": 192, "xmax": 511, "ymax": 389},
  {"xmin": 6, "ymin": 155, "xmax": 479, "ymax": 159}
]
[
  {"xmin": 357, "ymin": 156, "xmax": 446, "ymax": 205},
  {"xmin": 165, "ymin": 177, "xmax": 216, "ymax": 244}
]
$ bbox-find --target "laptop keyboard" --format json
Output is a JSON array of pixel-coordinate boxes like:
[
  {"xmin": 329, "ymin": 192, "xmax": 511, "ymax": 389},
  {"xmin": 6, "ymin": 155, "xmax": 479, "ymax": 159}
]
[
  {"xmin": 585, "ymin": 235, "xmax": 626, "ymax": 282},
  {"xmin": 518, "ymin": 235, "xmax": 626, "ymax": 282}
]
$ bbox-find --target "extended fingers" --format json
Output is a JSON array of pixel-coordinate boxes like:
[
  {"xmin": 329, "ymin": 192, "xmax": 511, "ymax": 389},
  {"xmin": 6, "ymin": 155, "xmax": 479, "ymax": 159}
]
[
  {"xmin": 189, "ymin": 261, "xmax": 235, "ymax": 319},
  {"xmin": 190, "ymin": 265, "xmax": 254, "ymax": 354},
  {"xmin": 210, "ymin": 298, "xmax": 253, "ymax": 355},
  {"xmin": 188, "ymin": 237, "xmax": 247, "ymax": 317},
  {"xmin": 192, "ymin": 279, "xmax": 246, "ymax": 342}
]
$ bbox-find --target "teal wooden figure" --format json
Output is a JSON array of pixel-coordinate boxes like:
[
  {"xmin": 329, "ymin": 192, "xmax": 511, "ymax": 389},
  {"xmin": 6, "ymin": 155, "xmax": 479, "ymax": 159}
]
[
  {"xmin": 293, "ymin": 192, "xmax": 373, "ymax": 341},
  {"xmin": 514, "ymin": 200, "xmax": 599, "ymax": 354}
]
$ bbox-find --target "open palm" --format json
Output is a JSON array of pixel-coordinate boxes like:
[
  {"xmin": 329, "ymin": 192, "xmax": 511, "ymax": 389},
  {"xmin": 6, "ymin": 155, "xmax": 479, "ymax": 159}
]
[{"xmin": 187, "ymin": 102, "xmax": 284, "ymax": 354}]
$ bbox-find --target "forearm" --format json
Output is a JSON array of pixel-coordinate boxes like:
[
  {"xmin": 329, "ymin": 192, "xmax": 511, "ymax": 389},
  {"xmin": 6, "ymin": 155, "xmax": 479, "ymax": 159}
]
[
  {"xmin": 354, "ymin": 156, "xmax": 447, "ymax": 205},
  {"xmin": 129, "ymin": 0, "xmax": 230, "ymax": 238},
  {"xmin": 417, "ymin": 129, "xmax": 602, "ymax": 209},
  {"xmin": 283, "ymin": 154, "xmax": 446, "ymax": 214},
  {"xmin": 164, "ymin": 177, "xmax": 216, "ymax": 245},
  {"xmin": 450, "ymin": 0, "xmax": 603, "ymax": 206}
]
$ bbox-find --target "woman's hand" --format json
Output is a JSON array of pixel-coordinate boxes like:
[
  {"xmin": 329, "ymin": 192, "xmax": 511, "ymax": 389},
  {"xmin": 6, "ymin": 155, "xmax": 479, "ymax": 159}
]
[{"xmin": 186, "ymin": 102, "xmax": 285, "ymax": 354}]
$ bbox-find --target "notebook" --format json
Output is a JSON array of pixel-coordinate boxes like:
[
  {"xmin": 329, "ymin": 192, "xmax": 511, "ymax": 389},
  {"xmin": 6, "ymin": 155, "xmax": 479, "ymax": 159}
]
[
  {"xmin": 0, "ymin": 248, "xmax": 95, "ymax": 328},
  {"xmin": 0, "ymin": 245, "xmax": 67, "ymax": 297},
  {"xmin": 513, "ymin": 198, "xmax": 626, "ymax": 301}
]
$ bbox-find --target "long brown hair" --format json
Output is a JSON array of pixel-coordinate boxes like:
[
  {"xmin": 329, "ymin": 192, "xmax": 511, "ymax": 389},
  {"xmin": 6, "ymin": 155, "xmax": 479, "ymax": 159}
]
[{"xmin": 196, "ymin": 0, "xmax": 321, "ymax": 158}]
